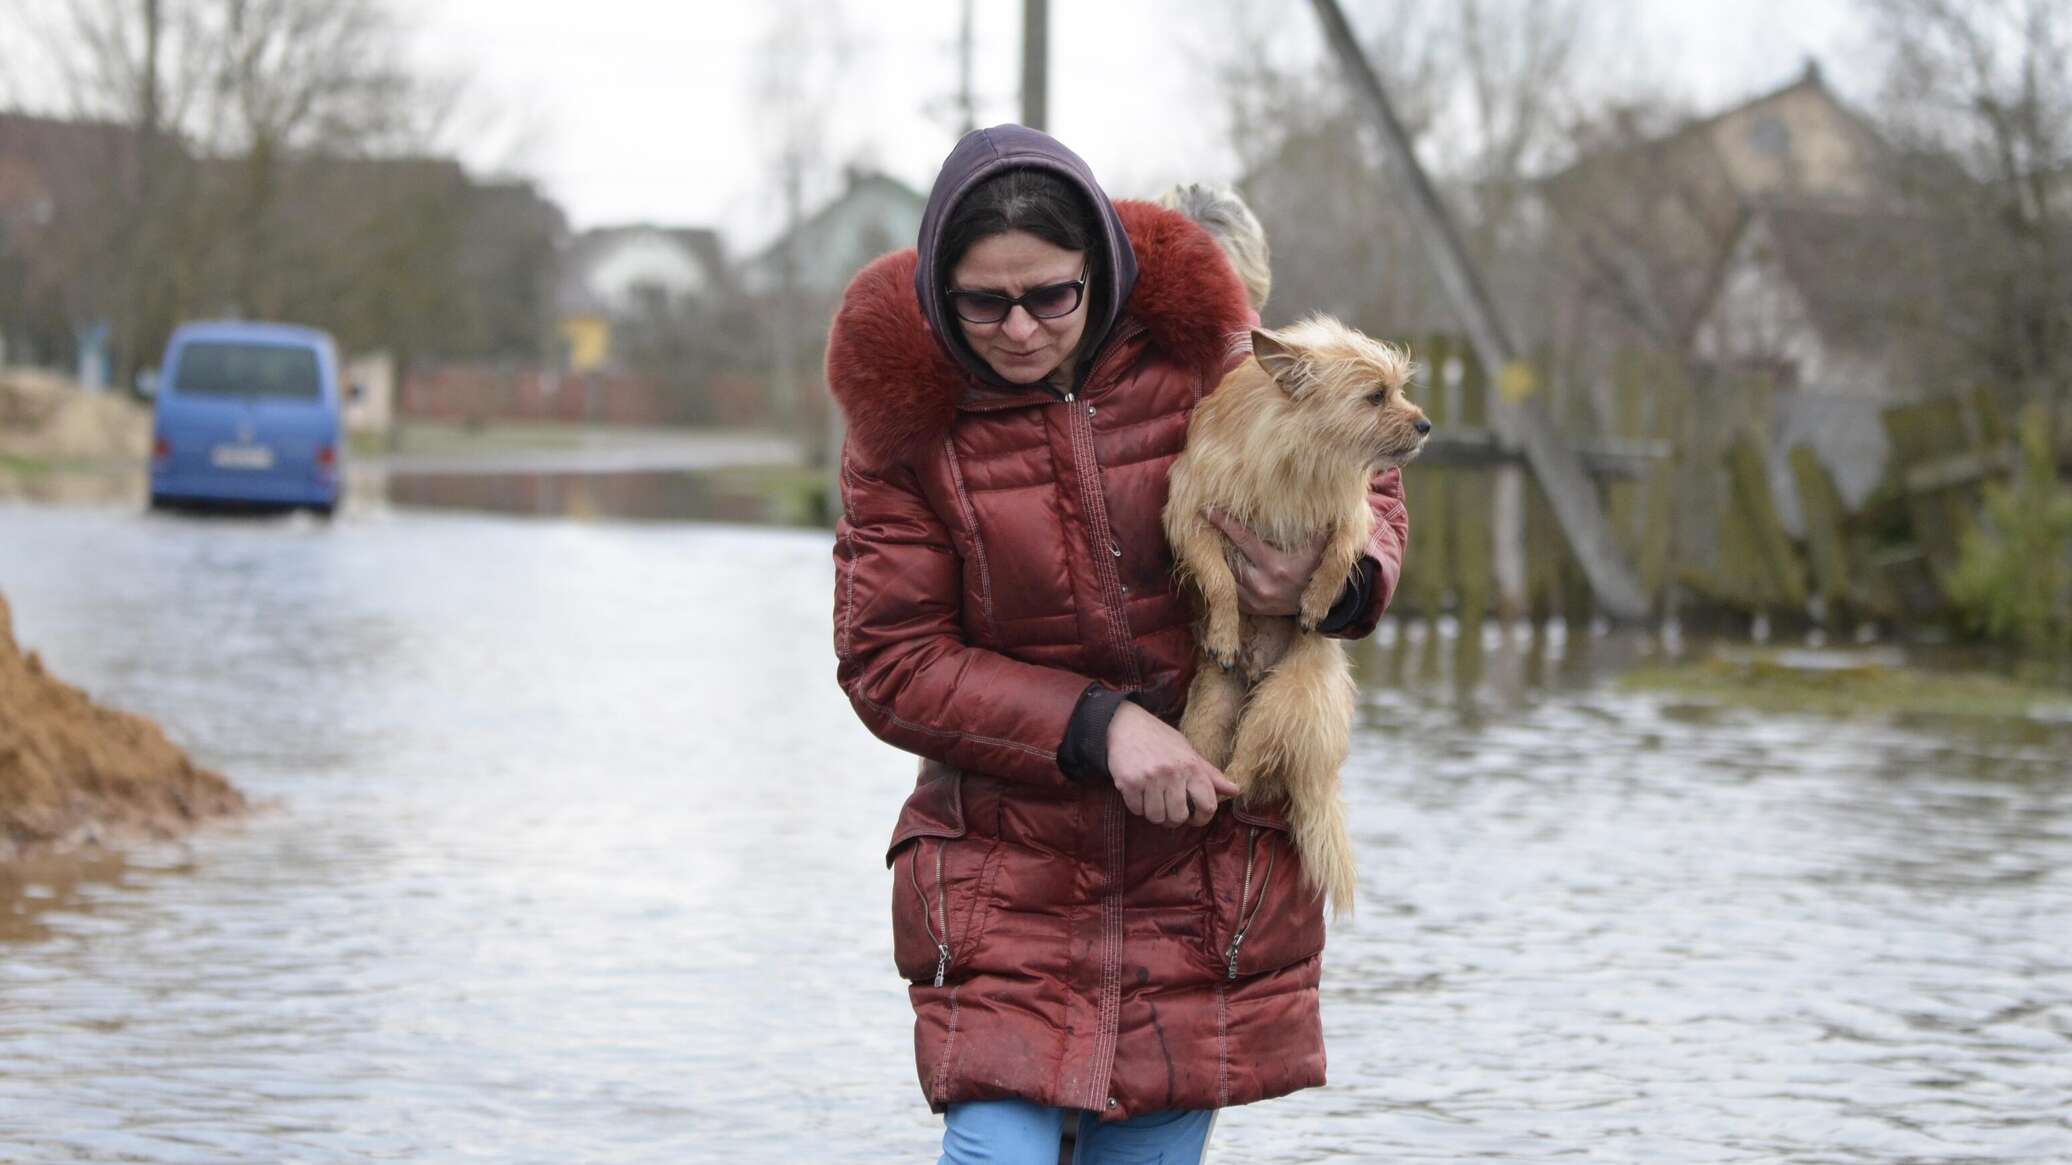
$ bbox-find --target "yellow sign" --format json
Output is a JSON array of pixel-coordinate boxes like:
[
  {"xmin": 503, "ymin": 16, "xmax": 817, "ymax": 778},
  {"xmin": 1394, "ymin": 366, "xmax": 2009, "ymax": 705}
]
[
  {"xmin": 559, "ymin": 316, "xmax": 611, "ymax": 373},
  {"xmin": 1498, "ymin": 361, "xmax": 1539, "ymax": 402}
]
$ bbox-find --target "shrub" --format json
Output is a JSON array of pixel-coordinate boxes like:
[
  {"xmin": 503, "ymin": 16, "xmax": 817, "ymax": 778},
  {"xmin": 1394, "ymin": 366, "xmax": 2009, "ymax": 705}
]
[{"xmin": 1947, "ymin": 409, "xmax": 2072, "ymax": 654}]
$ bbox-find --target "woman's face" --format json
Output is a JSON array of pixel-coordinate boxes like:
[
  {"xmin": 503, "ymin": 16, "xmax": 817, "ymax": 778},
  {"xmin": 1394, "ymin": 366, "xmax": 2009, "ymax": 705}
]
[{"xmin": 948, "ymin": 230, "xmax": 1090, "ymax": 386}]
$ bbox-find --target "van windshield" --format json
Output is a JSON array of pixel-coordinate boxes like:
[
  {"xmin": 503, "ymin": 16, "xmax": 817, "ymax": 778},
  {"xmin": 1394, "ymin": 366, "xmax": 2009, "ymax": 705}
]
[{"xmin": 172, "ymin": 342, "xmax": 322, "ymax": 401}]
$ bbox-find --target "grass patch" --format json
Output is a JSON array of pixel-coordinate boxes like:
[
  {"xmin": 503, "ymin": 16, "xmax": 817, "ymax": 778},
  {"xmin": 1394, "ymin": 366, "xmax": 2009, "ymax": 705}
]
[
  {"xmin": 383, "ymin": 422, "xmax": 593, "ymax": 456},
  {"xmin": 0, "ymin": 452, "xmax": 55, "ymax": 477},
  {"xmin": 1621, "ymin": 654, "xmax": 2072, "ymax": 723},
  {"xmin": 698, "ymin": 462, "xmax": 832, "ymax": 526},
  {"xmin": 702, "ymin": 462, "xmax": 826, "ymax": 490}
]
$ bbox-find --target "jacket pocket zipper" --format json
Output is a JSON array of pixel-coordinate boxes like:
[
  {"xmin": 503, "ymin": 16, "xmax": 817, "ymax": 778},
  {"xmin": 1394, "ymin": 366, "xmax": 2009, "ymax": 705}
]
[
  {"xmin": 1225, "ymin": 826, "xmax": 1278, "ymax": 981},
  {"xmin": 908, "ymin": 837, "xmax": 953, "ymax": 986}
]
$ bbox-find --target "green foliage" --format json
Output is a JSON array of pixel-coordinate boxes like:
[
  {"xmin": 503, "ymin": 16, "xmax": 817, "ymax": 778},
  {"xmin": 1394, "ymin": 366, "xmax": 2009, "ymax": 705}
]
[
  {"xmin": 1620, "ymin": 655, "xmax": 2072, "ymax": 723},
  {"xmin": 1947, "ymin": 410, "xmax": 2072, "ymax": 653}
]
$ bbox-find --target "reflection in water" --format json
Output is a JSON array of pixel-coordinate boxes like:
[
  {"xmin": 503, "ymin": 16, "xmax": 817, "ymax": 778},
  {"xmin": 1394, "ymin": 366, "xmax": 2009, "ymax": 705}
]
[
  {"xmin": 386, "ymin": 468, "xmax": 826, "ymax": 526},
  {"xmin": 0, "ymin": 502, "xmax": 2068, "ymax": 1163},
  {"xmin": 0, "ymin": 849, "xmax": 133, "ymax": 943},
  {"xmin": 0, "ymin": 462, "xmax": 834, "ymax": 525}
]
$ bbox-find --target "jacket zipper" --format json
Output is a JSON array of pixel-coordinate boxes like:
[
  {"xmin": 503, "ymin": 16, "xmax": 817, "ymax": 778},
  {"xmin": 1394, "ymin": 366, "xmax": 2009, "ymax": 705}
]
[
  {"xmin": 1225, "ymin": 826, "xmax": 1277, "ymax": 981},
  {"xmin": 1062, "ymin": 386, "xmax": 1142, "ymax": 685},
  {"xmin": 1045, "ymin": 327, "xmax": 1149, "ymax": 1109},
  {"xmin": 908, "ymin": 838, "xmax": 953, "ymax": 986}
]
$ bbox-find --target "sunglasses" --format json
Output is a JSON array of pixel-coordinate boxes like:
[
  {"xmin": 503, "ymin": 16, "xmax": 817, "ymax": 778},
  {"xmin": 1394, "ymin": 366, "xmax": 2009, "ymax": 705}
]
[{"xmin": 945, "ymin": 265, "xmax": 1089, "ymax": 325}]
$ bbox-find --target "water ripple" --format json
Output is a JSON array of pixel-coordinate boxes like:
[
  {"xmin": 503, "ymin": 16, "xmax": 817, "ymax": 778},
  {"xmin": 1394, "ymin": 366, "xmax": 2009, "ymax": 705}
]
[{"xmin": 1, "ymin": 502, "xmax": 2067, "ymax": 1163}]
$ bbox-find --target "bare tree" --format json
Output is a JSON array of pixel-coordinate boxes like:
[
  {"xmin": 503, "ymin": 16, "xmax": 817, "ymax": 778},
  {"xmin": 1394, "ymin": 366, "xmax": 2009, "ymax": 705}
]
[
  {"xmin": 1199, "ymin": 0, "xmax": 1447, "ymax": 333},
  {"xmin": 1203, "ymin": 0, "xmax": 1592, "ymax": 344},
  {"xmin": 34, "ymin": 0, "xmax": 223, "ymax": 382},
  {"xmin": 1538, "ymin": 95, "xmax": 1731, "ymax": 365},
  {"xmin": 1441, "ymin": 0, "xmax": 1590, "ymax": 245},
  {"xmin": 1207, "ymin": 0, "xmax": 1600, "ymax": 617},
  {"xmin": 750, "ymin": 0, "xmax": 853, "ymax": 455},
  {"xmin": 1862, "ymin": 0, "xmax": 2071, "ymax": 429},
  {"xmin": 189, "ymin": 0, "xmax": 442, "ymax": 317},
  {"xmin": 29, "ymin": 0, "xmax": 496, "ymax": 383}
]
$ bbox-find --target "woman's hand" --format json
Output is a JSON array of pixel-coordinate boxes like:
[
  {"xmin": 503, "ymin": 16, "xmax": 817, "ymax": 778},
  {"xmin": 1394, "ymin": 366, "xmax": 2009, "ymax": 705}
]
[
  {"xmin": 1106, "ymin": 702, "xmax": 1242, "ymax": 827},
  {"xmin": 1204, "ymin": 508, "xmax": 1328, "ymax": 618}
]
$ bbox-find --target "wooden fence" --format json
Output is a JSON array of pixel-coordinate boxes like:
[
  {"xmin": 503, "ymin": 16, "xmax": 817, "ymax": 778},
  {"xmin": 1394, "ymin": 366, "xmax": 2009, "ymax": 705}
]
[{"xmin": 1381, "ymin": 337, "xmax": 2069, "ymax": 631}]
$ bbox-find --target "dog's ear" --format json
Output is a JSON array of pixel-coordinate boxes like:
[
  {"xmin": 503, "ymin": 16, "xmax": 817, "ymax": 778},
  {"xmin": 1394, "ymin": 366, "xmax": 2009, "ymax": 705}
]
[{"xmin": 1251, "ymin": 329, "xmax": 1307, "ymax": 396}]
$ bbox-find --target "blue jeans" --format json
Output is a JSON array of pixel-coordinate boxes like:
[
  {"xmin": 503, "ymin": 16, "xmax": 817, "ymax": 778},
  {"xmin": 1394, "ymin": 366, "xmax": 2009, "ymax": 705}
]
[{"xmin": 939, "ymin": 1099, "xmax": 1217, "ymax": 1164}]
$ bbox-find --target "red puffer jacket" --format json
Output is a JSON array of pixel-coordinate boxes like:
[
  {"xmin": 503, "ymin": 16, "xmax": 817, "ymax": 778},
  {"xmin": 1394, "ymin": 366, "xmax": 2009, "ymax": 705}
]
[{"xmin": 828, "ymin": 197, "xmax": 1408, "ymax": 1121}]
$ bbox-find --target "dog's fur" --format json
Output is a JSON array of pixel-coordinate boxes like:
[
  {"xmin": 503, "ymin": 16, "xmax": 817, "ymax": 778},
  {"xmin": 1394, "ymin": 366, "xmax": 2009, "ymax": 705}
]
[{"xmin": 1163, "ymin": 317, "xmax": 1427, "ymax": 915}]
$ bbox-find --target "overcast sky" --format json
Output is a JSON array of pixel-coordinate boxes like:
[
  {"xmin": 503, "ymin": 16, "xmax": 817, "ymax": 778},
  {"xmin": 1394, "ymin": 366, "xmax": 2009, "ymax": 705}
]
[
  {"xmin": 3, "ymin": 0, "xmax": 1879, "ymax": 253},
  {"xmin": 415, "ymin": 0, "xmax": 1876, "ymax": 253}
]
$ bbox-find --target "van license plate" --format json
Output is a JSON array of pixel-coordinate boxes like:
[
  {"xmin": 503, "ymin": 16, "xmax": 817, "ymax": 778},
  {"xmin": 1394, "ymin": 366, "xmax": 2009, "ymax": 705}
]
[{"xmin": 211, "ymin": 444, "xmax": 275, "ymax": 470}]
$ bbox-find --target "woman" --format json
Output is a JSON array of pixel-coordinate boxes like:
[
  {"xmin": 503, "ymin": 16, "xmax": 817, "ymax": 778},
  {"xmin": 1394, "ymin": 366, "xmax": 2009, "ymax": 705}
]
[{"xmin": 826, "ymin": 125, "xmax": 1409, "ymax": 1163}]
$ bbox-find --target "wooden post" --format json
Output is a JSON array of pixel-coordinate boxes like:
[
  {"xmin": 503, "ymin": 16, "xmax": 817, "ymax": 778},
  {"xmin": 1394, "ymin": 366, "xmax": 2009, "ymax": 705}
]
[
  {"xmin": 1605, "ymin": 351, "xmax": 1643, "ymax": 566},
  {"xmin": 1388, "ymin": 612, "xmax": 1413, "ymax": 687},
  {"xmin": 1726, "ymin": 430, "xmax": 1808, "ymax": 610},
  {"xmin": 1525, "ymin": 474, "xmax": 1563, "ymax": 625},
  {"xmin": 1638, "ymin": 353, "xmax": 1681, "ymax": 608},
  {"xmin": 1400, "ymin": 334, "xmax": 1454, "ymax": 619},
  {"xmin": 1789, "ymin": 445, "xmax": 1857, "ymax": 622},
  {"xmin": 1451, "ymin": 342, "xmax": 1494, "ymax": 632},
  {"xmin": 1308, "ymin": 0, "xmax": 1647, "ymax": 621},
  {"xmin": 1881, "ymin": 398, "xmax": 1977, "ymax": 583}
]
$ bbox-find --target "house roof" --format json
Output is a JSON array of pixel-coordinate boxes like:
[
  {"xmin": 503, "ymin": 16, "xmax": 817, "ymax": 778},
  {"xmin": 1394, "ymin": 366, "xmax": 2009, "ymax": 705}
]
[
  {"xmin": 0, "ymin": 111, "xmax": 160, "ymax": 216},
  {"xmin": 557, "ymin": 224, "xmax": 729, "ymax": 316},
  {"xmin": 567, "ymin": 224, "xmax": 725, "ymax": 280},
  {"xmin": 743, "ymin": 168, "xmax": 925, "ymax": 267},
  {"xmin": 1545, "ymin": 61, "xmax": 1887, "ymax": 194},
  {"xmin": 0, "ymin": 111, "xmax": 143, "ymax": 164},
  {"xmin": 1723, "ymin": 198, "xmax": 1944, "ymax": 352}
]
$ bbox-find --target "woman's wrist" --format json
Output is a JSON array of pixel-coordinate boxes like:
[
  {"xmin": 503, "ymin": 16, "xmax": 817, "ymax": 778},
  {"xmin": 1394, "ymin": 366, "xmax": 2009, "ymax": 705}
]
[
  {"xmin": 1057, "ymin": 682, "xmax": 1134, "ymax": 782},
  {"xmin": 1313, "ymin": 557, "xmax": 1377, "ymax": 634}
]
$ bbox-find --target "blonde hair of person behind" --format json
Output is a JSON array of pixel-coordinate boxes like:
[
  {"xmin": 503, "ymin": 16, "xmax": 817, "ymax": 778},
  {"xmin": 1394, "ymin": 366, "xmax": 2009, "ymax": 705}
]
[{"xmin": 1155, "ymin": 183, "xmax": 1272, "ymax": 313}]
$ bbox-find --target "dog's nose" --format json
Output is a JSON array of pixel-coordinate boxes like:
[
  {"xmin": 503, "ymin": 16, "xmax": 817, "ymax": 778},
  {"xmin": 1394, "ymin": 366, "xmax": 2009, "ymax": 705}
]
[{"xmin": 1413, "ymin": 418, "xmax": 1432, "ymax": 435}]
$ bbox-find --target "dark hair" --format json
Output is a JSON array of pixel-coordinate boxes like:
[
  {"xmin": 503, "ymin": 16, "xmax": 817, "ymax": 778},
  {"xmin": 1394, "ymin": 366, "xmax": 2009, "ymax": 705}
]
[{"xmin": 937, "ymin": 168, "xmax": 1105, "ymax": 327}]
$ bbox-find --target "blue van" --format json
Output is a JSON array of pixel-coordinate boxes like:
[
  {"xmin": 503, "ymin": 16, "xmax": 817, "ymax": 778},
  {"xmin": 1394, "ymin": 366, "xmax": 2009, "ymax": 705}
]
[{"xmin": 149, "ymin": 321, "xmax": 349, "ymax": 514}]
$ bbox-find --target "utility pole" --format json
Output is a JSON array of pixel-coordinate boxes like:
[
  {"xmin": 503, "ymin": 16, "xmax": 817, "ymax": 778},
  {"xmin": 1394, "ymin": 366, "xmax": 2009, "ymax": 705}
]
[
  {"xmin": 774, "ymin": 150, "xmax": 803, "ymax": 439},
  {"xmin": 958, "ymin": 0, "xmax": 977, "ymax": 135},
  {"xmin": 1021, "ymin": 0, "xmax": 1048, "ymax": 131},
  {"xmin": 120, "ymin": 0, "xmax": 164, "ymax": 391},
  {"xmin": 1308, "ymin": 0, "xmax": 1648, "ymax": 622}
]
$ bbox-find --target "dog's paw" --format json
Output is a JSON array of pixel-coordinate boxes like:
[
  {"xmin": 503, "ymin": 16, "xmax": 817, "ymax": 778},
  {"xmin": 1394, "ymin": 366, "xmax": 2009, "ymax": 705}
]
[
  {"xmin": 1297, "ymin": 602, "xmax": 1327, "ymax": 633},
  {"xmin": 1203, "ymin": 627, "xmax": 1240, "ymax": 670},
  {"xmin": 1298, "ymin": 586, "xmax": 1338, "ymax": 631}
]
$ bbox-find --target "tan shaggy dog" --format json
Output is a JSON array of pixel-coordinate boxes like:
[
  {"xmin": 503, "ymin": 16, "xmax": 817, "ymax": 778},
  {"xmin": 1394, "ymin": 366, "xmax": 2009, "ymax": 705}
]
[{"xmin": 1164, "ymin": 318, "xmax": 1428, "ymax": 914}]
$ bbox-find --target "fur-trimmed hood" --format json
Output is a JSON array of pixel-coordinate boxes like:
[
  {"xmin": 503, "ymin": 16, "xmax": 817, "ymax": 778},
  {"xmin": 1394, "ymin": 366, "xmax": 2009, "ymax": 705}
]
[{"xmin": 826, "ymin": 198, "xmax": 1252, "ymax": 468}]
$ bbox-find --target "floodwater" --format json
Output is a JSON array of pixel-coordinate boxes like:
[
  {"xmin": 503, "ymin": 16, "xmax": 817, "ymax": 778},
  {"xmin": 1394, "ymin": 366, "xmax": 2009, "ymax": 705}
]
[{"xmin": 1, "ymin": 498, "xmax": 2068, "ymax": 1164}]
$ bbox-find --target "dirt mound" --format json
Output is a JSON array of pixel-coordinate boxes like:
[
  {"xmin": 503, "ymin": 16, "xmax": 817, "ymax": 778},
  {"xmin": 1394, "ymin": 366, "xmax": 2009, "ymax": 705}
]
[
  {"xmin": 0, "ymin": 591, "xmax": 245, "ymax": 863},
  {"xmin": 0, "ymin": 371, "xmax": 150, "ymax": 462}
]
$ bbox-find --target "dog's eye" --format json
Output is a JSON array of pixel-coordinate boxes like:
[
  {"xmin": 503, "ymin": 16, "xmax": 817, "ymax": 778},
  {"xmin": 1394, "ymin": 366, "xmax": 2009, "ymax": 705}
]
[{"xmin": 1365, "ymin": 390, "xmax": 1388, "ymax": 405}]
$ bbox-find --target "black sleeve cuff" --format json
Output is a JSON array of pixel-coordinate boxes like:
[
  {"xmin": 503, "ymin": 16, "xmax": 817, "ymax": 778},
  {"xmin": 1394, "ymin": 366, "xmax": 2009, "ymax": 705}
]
[
  {"xmin": 1058, "ymin": 683, "xmax": 1136, "ymax": 783},
  {"xmin": 1314, "ymin": 556, "xmax": 1378, "ymax": 635}
]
